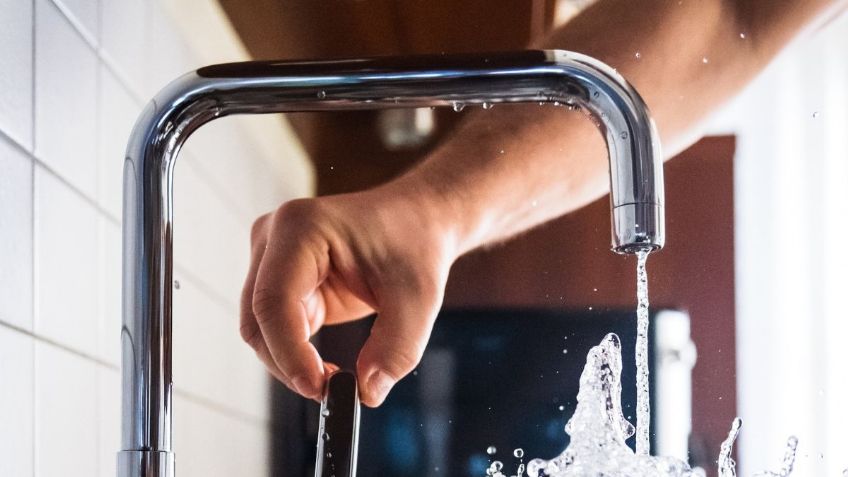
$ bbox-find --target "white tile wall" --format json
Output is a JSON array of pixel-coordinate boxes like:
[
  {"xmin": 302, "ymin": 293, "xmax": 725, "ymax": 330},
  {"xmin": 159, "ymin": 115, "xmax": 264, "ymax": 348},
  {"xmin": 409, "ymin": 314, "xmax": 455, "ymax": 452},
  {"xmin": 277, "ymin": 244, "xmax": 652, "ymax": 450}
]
[
  {"xmin": 0, "ymin": 326, "xmax": 34, "ymax": 477},
  {"xmin": 0, "ymin": 1, "xmax": 313, "ymax": 476},
  {"xmin": 174, "ymin": 394, "xmax": 269, "ymax": 477},
  {"xmin": 97, "ymin": 219, "xmax": 122, "ymax": 366},
  {"xmin": 97, "ymin": 64, "xmax": 142, "ymax": 218},
  {"xmin": 100, "ymin": 0, "xmax": 150, "ymax": 97},
  {"xmin": 0, "ymin": 137, "xmax": 34, "ymax": 330},
  {"xmin": 34, "ymin": 0, "xmax": 99, "ymax": 197},
  {"xmin": 34, "ymin": 166, "xmax": 99, "ymax": 356},
  {"xmin": 173, "ymin": 275, "xmax": 270, "ymax": 421},
  {"xmin": 0, "ymin": 0, "xmax": 34, "ymax": 150},
  {"xmin": 34, "ymin": 342, "xmax": 98, "ymax": 477},
  {"xmin": 51, "ymin": 0, "xmax": 98, "ymax": 46},
  {"xmin": 97, "ymin": 366, "xmax": 121, "ymax": 477}
]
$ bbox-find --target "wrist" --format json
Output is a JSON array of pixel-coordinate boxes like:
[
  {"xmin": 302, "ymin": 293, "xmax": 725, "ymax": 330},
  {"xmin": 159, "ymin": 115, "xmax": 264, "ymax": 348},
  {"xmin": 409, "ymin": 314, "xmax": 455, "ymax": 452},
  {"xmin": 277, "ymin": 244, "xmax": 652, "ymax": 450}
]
[{"xmin": 368, "ymin": 167, "xmax": 484, "ymax": 261}]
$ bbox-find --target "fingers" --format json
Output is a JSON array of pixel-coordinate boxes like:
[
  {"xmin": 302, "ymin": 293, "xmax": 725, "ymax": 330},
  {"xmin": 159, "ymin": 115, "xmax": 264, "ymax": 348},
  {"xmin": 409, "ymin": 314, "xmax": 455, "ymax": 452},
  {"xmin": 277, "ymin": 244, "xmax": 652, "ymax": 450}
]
[
  {"xmin": 251, "ymin": 211, "xmax": 327, "ymax": 400},
  {"xmin": 240, "ymin": 215, "xmax": 291, "ymax": 386},
  {"xmin": 356, "ymin": 276, "xmax": 443, "ymax": 407}
]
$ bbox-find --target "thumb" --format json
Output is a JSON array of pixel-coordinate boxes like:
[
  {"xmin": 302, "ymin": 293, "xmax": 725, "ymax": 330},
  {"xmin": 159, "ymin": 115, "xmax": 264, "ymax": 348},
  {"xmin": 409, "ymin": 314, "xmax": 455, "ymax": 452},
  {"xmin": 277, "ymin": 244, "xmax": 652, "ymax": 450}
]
[{"xmin": 356, "ymin": 277, "xmax": 443, "ymax": 407}]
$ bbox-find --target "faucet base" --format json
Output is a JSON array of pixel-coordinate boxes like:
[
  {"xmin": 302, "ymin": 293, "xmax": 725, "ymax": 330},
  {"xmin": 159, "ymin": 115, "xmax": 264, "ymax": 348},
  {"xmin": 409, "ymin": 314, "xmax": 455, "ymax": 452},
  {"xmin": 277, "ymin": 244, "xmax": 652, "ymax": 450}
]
[{"xmin": 117, "ymin": 451, "xmax": 174, "ymax": 477}]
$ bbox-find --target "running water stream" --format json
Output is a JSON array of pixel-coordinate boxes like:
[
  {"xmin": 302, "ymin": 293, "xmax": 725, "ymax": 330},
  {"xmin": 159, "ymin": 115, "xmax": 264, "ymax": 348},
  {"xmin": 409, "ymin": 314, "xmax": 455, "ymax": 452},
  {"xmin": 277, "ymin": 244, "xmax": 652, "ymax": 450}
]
[
  {"xmin": 635, "ymin": 249, "xmax": 651, "ymax": 457},
  {"xmin": 483, "ymin": 251, "xmax": 805, "ymax": 477}
]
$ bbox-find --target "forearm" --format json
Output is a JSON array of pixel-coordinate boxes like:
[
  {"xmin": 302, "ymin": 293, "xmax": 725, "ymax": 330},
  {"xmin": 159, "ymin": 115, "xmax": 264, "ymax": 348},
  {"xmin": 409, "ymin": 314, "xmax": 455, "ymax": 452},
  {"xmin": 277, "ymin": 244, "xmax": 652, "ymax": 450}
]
[{"xmin": 382, "ymin": 0, "xmax": 843, "ymax": 255}]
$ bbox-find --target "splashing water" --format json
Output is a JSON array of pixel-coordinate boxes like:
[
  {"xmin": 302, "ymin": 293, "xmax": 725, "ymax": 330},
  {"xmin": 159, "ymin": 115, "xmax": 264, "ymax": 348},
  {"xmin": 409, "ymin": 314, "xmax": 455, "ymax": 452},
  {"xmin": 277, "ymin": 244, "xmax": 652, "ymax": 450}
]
[
  {"xmin": 524, "ymin": 333, "xmax": 700, "ymax": 477},
  {"xmin": 500, "ymin": 251, "xmax": 810, "ymax": 477},
  {"xmin": 754, "ymin": 437, "xmax": 799, "ymax": 477},
  {"xmin": 718, "ymin": 418, "xmax": 742, "ymax": 477},
  {"xmin": 514, "ymin": 332, "xmax": 806, "ymax": 477},
  {"xmin": 635, "ymin": 250, "xmax": 651, "ymax": 456}
]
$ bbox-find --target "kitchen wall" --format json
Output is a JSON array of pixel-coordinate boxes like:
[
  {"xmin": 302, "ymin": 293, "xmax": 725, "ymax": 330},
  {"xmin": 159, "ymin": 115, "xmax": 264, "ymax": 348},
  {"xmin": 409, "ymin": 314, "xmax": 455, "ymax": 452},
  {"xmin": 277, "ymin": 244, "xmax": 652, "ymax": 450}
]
[{"xmin": 0, "ymin": 1, "xmax": 313, "ymax": 476}]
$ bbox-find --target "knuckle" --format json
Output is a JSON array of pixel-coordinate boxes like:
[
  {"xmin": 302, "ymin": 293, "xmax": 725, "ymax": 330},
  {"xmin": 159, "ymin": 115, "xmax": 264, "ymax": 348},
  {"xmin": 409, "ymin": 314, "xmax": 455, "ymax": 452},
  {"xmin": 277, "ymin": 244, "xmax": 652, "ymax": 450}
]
[
  {"xmin": 275, "ymin": 198, "xmax": 321, "ymax": 225},
  {"xmin": 250, "ymin": 214, "xmax": 271, "ymax": 242},
  {"xmin": 239, "ymin": 321, "xmax": 262, "ymax": 348},
  {"xmin": 377, "ymin": 336, "xmax": 424, "ymax": 380},
  {"xmin": 251, "ymin": 288, "xmax": 281, "ymax": 325}
]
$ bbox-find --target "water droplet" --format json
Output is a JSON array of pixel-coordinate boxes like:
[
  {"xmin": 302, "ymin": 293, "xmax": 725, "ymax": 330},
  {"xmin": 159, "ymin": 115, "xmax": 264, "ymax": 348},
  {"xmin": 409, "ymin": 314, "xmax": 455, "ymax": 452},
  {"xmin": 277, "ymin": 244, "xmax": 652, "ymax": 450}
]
[
  {"xmin": 558, "ymin": 405, "xmax": 565, "ymax": 411},
  {"xmin": 514, "ymin": 448, "xmax": 524, "ymax": 459},
  {"xmin": 553, "ymin": 101, "xmax": 562, "ymax": 107},
  {"xmin": 592, "ymin": 90, "xmax": 600, "ymax": 99},
  {"xmin": 412, "ymin": 370, "xmax": 418, "ymax": 376},
  {"xmin": 482, "ymin": 102, "xmax": 493, "ymax": 110},
  {"xmin": 487, "ymin": 446, "xmax": 497, "ymax": 455},
  {"xmin": 322, "ymin": 432, "xmax": 330, "ymax": 441},
  {"xmin": 321, "ymin": 409, "xmax": 330, "ymax": 417},
  {"xmin": 593, "ymin": 287, "xmax": 598, "ymax": 292},
  {"xmin": 588, "ymin": 306, "xmax": 593, "ymax": 311},
  {"xmin": 531, "ymin": 200, "xmax": 538, "ymax": 207},
  {"xmin": 326, "ymin": 451, "xmax": 332, "ymax": 458},
  {"xmin": 740, "ymin": 32, "xmax": 746, "ymax": 39},
  {"xmin": 562, "ymin": 349, "xmax": 568, "ymax": 354},
  {"xmin": 635, "ymin": 52, "xmax": 641, "ymax": 59},
  {"xmin": 491, "ymin": 461, "xmax": 503, "ymax": 472},
  {"xmin": 452, "ymin": 101, "xmax": 465, "ymax": 112},
  {"xmin": 813, "ymin": 111, "xmax": 820, "ymax": 119},
  {"xmin": 317, "ymin": 91, "xmax": 326, "ymax": 99},
  {"xmin": 620, "ymin": 131, "xmax": 629, "ymax": 140},
  {"xmin": 702, "ymin": 57, "xmax": 709, "ymax": 64},
  {"xmin": 499, "ymin": 149, "xmax": 505, "ymax": 154},
  {"xmin": 173, "ymin": 280, "xmax": 180, "ymax": 289}
]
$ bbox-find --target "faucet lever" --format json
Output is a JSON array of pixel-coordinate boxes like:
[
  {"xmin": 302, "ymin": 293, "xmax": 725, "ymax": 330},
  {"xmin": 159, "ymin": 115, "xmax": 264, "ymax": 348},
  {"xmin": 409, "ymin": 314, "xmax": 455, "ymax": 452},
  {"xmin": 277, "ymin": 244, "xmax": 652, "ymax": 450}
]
[{"xmin": 315, "ymin": 371, "xmax": 360, "ymax": 477}]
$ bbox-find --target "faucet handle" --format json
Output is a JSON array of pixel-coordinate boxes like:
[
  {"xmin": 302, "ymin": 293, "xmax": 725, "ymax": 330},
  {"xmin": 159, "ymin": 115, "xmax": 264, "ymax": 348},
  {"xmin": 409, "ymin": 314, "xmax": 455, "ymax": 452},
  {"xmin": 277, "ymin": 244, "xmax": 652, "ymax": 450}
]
[{"xmin": 315, "ymin": 371, "xmax": 360, "ymax": 477}]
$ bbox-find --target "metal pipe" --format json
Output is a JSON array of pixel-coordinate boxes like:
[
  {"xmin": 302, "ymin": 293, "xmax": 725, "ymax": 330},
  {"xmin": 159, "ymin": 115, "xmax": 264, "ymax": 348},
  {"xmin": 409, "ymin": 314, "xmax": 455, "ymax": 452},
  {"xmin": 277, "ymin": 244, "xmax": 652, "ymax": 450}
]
[{"xmin": 119, "ymin": 50, "xmax": 664, "ymax": 477}]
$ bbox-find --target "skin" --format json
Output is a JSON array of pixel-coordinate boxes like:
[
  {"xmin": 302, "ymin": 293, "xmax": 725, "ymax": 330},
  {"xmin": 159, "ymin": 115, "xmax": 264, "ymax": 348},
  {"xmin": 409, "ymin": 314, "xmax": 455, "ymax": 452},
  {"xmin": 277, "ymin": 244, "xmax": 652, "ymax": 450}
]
[{"xmin": 240, "ymin": 0, "xmax": 847, "ymax": 407}]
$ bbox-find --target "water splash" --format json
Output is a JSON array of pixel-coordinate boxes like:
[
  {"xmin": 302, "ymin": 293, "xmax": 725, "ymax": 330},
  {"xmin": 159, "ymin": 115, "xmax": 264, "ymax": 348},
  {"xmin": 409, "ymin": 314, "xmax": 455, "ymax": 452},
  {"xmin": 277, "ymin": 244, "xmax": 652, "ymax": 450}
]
[
  {"xmin": 513, "ymin": 334, "xmax": 810, "ymax": 477},
  {"xmin": 754, "ymin": 437, "xmax": 798, "ymax": 477},
  {"xmin": 718, "ymin": 418, "xmax": 742, "ymax": 477},
  {"xmin": 525, "ymin": 333, "xmax": 699, "ymax": 477}
]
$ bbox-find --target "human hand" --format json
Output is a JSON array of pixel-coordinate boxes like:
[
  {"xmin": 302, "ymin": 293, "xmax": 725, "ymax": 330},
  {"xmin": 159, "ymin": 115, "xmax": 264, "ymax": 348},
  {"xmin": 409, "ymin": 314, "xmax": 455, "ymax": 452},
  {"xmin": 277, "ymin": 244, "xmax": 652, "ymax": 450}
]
[{"xmin": 240, "ymin": 185, "xmax": 460, "ymax": 407}]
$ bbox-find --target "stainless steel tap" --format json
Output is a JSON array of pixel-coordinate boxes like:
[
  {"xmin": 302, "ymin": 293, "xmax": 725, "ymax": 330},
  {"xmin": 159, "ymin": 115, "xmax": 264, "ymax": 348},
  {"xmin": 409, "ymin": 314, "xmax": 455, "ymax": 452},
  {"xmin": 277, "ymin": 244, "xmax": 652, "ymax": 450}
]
[{"xmin": 118, "ymin": 50, "xmax": 664, "ymax": 477}]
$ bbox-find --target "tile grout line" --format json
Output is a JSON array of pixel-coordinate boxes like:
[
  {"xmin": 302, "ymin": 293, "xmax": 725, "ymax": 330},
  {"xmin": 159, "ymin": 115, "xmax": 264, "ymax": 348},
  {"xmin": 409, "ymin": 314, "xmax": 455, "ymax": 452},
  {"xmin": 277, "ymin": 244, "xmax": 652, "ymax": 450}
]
[
  {"xmin": 173, "ymin": 387, "xmax": 271, "ymax": 429},
  {"xmin": 47, "ymin": 0, "xmax": 96, "ymax": 49},
  {"xmin": 1, "ymin": 318, "xmax": 271, "ymax": 434},
  {"xmin": 0, "ymin": 319, "xmax": 119, "ymax": 372}
]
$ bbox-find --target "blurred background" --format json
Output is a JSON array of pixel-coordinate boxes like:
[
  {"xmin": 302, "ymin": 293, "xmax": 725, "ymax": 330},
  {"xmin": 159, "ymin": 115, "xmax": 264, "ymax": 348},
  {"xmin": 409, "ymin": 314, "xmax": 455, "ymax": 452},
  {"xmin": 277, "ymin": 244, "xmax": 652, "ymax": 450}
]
[{"xmin": 0, "ymin": 1, "xmax": 846, "ymax": 476}]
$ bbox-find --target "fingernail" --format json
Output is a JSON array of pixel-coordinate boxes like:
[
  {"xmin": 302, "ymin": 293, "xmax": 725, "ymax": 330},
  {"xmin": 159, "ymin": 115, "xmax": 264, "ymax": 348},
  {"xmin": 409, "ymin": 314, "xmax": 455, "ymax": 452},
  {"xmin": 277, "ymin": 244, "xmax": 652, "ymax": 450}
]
[
  {"xmin": 366, "ymin": 370, "xmax": 395, "ymax": 406},
  {"xmin": 292, "ymin": 375, "xmax": 317, "ymax": 398}
]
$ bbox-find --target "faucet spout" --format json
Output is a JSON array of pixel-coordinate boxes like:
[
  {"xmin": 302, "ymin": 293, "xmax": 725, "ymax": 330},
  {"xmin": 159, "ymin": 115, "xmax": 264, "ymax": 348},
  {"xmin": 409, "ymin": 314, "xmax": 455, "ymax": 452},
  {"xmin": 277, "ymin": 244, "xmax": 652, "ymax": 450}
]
[{"xmin": 119, "ymin": 50, "xmax": 663, "ymax": 477}]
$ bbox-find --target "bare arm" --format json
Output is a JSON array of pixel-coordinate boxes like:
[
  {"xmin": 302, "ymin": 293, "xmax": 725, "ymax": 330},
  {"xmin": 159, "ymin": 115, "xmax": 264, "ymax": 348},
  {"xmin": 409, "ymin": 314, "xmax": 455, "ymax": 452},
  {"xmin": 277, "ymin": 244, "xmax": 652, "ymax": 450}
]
[
  {"xmin": 391, "ymin": 0, "xmax": 845, "ymax": 253},
  {"xmin": 240, "ymin": 0, "xmax": 845, "ymax": 406}
]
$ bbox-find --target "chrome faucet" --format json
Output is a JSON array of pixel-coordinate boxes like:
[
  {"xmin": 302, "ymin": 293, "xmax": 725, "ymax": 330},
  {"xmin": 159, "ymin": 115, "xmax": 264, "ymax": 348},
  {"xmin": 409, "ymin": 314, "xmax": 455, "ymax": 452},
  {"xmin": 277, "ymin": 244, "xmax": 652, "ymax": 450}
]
[{"xmin": 118, "ymin": 50, "xmax": 664, "ymax": 477}]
